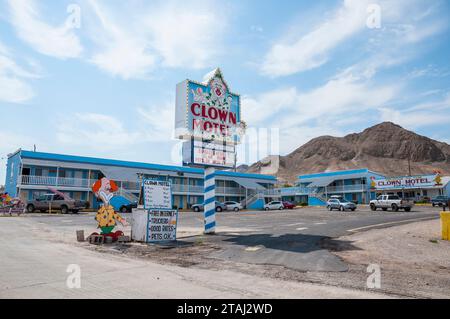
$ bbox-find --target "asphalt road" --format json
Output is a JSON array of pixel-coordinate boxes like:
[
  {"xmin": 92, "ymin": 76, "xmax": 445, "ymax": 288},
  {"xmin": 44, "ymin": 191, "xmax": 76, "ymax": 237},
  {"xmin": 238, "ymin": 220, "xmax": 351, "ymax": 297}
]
[{"xmin": 19, "ymin": 205, "xmax": 441, "ymax": 272}]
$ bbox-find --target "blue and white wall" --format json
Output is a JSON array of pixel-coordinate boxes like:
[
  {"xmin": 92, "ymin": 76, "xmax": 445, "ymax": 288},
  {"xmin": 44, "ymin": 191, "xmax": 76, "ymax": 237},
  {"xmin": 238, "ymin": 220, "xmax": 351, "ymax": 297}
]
[{"xmin": 4, "ymin": 150, "xmax": 21, "ymax": 197}]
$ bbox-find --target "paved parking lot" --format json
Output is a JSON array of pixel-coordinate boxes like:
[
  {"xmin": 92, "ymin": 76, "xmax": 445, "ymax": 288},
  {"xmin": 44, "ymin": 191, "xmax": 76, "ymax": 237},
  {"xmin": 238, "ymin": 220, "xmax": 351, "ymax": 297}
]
[{"xmin": 21, "ymin": 205, "xmax": 441, "ymax": 272}]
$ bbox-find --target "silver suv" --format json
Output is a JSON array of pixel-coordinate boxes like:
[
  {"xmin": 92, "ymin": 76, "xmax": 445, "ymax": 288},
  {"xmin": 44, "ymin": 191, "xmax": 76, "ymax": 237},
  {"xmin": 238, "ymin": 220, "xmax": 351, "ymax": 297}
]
[{"xmin": 326, "ymin": 198, "xmax": 357, "ymax": 211}]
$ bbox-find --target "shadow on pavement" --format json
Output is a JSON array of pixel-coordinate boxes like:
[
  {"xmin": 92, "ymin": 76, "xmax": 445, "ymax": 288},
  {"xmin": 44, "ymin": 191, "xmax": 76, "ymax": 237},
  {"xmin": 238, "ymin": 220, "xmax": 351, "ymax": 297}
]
[
  {"xmin": 206, "ymin": 233, "xmax": 361, "ymax": 272},
  {"xmin": 222, "ymin": 233, "xmax": 361, "ymax": 254}
]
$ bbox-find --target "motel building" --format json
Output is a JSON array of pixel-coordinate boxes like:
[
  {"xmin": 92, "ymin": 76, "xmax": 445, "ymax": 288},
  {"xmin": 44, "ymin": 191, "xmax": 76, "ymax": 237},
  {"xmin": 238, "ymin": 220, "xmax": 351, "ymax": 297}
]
[
  {"xmin": 4, "ymin": 149, "xmax": 278, "ymax": 210},
  {"xmin": 278, "ymin": 169, "xmax": 450, "ymax": 206}
]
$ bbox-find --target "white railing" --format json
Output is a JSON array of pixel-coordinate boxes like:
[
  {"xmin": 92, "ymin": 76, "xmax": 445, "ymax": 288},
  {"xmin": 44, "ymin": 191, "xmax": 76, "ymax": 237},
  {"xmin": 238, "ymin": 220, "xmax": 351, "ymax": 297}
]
[
  {"xmin": 171, "ymin": 184, "xmax": 246, "ymax": 195},
  {"xmin": 277, "ymin": 185, "xmax": 366, "ymax": 196},
  {"xmin": 325, "ymin": 185, "xmax": 365, "ymax": 193},
  {"xmin": 171, "ymin": 184, "xmax": 203, "ymax": 193},
  {"xmin": 20, "ymin": 175, "xmax": 268, "ymax": 197},
  {"xmin": 21, "ymin": 175, "xmax": 90, "ymax": 188}
]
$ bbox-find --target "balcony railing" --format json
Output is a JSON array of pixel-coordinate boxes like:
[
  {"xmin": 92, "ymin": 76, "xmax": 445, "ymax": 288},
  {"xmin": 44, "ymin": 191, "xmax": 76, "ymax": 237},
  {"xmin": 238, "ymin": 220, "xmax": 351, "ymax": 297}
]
[
  {"xmin": 19, "ymin": 175, "xmax": 254, "ymax": 196},
  {"xmin": 325, "ymin": 185, "xmax": 366, "ymax": 193},
  {"xmin": 21, "ymin": 175, "xmax": 90, "ymax": 188}
]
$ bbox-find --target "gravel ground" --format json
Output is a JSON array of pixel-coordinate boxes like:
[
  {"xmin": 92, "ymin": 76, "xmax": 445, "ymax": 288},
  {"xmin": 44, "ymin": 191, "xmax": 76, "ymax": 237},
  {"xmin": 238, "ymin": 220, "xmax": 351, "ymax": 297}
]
[{"xmin": 324, "ymin": 219, "xmax": 450, "ymax": 298}]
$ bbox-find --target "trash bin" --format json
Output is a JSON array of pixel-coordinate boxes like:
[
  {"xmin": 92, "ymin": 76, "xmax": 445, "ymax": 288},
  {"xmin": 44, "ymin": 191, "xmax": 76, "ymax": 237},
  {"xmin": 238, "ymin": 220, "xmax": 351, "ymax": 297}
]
[{"xmin": 441, "ymin": 211, "xmax": 450, "ymax": 241}]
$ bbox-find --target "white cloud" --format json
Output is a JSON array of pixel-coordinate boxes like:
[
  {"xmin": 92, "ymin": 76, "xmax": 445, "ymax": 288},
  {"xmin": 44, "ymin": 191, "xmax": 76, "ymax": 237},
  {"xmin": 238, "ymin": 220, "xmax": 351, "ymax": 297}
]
[
  {"xmin": 379, "ymin": 93, "xmax": 450, "ymax": 129},
  {"xmin": 86, "ymin": 0, "xmax": 228, "ymax": 79},
  {"xmin": 260, "ymin": 0, "xmax": 447, "ymax": 78},
  {"xmin": 145, "ymin": 2, "xmax": 227, "ymax": 69},
  {"xmin": 261, "ymin": 0, "xmax": 370, "ymax": 77},
  {"xmin": 243, "ymin": 72, "xmax": 398, "ymax": 129},
  {"xmin": 242, "ymin": 71, "xmax": 399, "ymax": 154},
  {"xmin": 7, "ymin": 0, "xmax": 83, "ymax": 59},
  {"xmin": 137, "ymin": 102, "xmax": 175, "ymax": 141},
  {"xmin": 378, "ymin": 107, "xmax": 450, "ymax": 129},
  {"xmin": 86, "ymin": 0, "xmax": 156, "ymax": 79},
  {"xmin": 56, "ymin": 113, "xmax": 142, "ymax": 150},
  {"xmin": 0, "ymin": 41, "xmax": 39, "ymax": 103}
]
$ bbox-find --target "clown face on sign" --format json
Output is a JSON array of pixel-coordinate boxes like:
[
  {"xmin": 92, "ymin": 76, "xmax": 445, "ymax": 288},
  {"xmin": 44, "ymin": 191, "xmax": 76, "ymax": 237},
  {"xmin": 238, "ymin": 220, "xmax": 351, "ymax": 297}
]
[{"xmin": 209, "ymin": 76, "xmax": 231, "ymax": 110}]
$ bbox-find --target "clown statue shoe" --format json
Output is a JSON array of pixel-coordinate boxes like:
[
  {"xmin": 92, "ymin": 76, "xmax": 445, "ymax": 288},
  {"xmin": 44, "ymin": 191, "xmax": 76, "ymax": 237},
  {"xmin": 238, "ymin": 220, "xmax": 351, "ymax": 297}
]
[{"xmin": 91, "ymin": 176, "xmax": 127, "ymax": 241}]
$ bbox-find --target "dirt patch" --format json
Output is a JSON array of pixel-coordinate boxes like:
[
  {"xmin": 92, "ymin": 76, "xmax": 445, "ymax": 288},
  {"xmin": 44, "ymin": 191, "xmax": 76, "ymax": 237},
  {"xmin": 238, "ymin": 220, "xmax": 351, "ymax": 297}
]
[{"xmin": 321, "ymin": 219, "xmax": 450, "ymax": 298}]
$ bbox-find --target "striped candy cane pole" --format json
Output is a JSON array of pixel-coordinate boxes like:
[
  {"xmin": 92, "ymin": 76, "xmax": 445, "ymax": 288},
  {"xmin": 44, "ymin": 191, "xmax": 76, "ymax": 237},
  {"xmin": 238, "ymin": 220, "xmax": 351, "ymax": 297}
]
[{"xmin": 204, "ymin": 167, "xmax": 216, "ymax": 234}]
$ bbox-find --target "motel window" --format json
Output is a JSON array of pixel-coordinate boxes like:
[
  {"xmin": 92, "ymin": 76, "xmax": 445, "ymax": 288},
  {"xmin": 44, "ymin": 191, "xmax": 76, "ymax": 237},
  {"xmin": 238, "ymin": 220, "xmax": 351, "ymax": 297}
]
[{"xmin": 35, "ymin": 168, "xmax": 42, "ymax": 176}]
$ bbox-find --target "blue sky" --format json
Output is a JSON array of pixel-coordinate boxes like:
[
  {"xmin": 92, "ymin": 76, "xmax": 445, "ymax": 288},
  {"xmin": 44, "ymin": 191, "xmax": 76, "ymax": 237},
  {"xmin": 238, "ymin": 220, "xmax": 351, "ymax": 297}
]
[{"xmin": 1, "ymin": 0, "xmax": 450, "ymax": 183}]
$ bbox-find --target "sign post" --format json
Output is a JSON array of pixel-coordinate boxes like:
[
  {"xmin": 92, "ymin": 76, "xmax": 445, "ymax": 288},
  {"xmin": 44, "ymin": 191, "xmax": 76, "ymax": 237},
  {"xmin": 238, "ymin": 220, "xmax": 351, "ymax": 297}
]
[
  {"xmin": 175, "ymin": 68, "xmax": 243, "ymax": 235},
  {"xmin": 204, "ymin": 167, "xmax": 216, "ymax": 234}
]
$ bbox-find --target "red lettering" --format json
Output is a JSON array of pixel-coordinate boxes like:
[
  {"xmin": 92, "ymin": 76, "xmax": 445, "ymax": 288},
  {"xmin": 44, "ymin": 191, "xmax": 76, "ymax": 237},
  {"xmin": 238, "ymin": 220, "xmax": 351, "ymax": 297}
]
[
  {"xmin": 191, "ymin": 103, "xmax": 201, "ymax": 116},
  {"xmin": 229, "ymin": 112, "xmax": 236, "ymax": 125},
  {"xmin": 218, "ymin": 109, "xmax": 228, "ymax": 122},
  {"xmin": 208, "ymin": 107, "xmax": 218, "ymax": 120}
]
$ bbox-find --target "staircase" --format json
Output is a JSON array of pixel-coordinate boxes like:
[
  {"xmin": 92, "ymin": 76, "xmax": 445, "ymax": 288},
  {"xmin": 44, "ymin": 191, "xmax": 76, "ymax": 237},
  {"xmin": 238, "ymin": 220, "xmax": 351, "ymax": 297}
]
[
  {"xmin": 241, "ymin": 193, "xmax": 259, "ymax": 208},
  {"xmin": 308, "ymin": 188, "xmax": 328, "ymax": 206}
]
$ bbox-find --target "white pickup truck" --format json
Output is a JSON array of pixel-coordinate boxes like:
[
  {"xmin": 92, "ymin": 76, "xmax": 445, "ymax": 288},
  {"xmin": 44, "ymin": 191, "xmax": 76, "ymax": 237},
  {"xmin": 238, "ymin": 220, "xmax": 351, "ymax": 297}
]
[{"xmin": 369, "ymin": 195, "xmax": 414, "ymax": 212}]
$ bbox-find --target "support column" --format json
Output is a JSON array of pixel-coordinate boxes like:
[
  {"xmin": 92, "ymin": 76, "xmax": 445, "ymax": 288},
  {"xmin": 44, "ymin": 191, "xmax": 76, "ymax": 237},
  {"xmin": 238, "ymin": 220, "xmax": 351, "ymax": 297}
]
[{"xmin": 204, "ymin": 167, "xmax": 216, "ymax": 234}]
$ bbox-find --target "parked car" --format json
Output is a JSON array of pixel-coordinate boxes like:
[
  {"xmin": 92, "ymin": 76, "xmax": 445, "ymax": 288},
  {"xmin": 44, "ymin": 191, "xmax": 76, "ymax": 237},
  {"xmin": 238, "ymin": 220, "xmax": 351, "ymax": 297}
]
[
  {"xmin": 192, "ymin": 201, "xmax": 227, "ymax": 212},
  {"xmin": 223, "ymin": 201, "xmax": 243, "ymax": 211},
  {"xmin": 26, "ymin": 193, "xmax": 88, "ymax": 214},
  {"xmin": 326, "ymin": 198, "xmax": 357, "ymax": 211},
  {"xmin": 369, "ymin": 195, "xmax": 414, "ymax": 212},
  {"xmin": 264, "ymin": 201, "xmax": 284, "ymax": 211},
  {"xmin": 283, "ymin": 201, "xmax": 296, "ymax": 209},
  {"xmin": 110, "ymin": 195, "xmax": 138, "ymax": 213},
  {"xmin": 431, "ymin": 195, "xmax": 449, "ymax": 207}
]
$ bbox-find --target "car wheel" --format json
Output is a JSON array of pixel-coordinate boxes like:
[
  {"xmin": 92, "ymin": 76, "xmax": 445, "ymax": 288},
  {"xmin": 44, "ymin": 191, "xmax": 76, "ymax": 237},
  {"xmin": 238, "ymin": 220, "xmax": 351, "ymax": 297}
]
[
  {"xmin": 327, "ymin": 205, "xmax": 332, "ymax": 211},
  {"xmin": 340, "ymin": 206, "xmax": 344, "ymax": 211},
  {"xmin": 432, "ymin": 203, "xmax": 435, "ymax": 207},
  {"xmin": 234, "ymin": 207, "xmax": 239, "ymax": 212},
  {"xmin": 264, "ymin": 207, "xmax": 269, "ymax": 211},
  {"xmin": 61, "ymin": 205, "xmax": 69, "ymax": 214},
  {"xmin": 120, "ymin": 206, "xmax": 128, "ymax": 214},
  {"xmin": 216, "ymin": 207, "xmax": 222, "ymax": 212},
  {"xmin": 370, "ymin": 204, "xmax": 377, "ymax": 211},
  {"xmin": 27, "ymin": 204, "xmax": 35, "ymax": 213},
  {"xmin": 392, "ymin": 204, "xmax": 399, "ymax": 212},
  {"xmin": 194, "ymin": 207, "xmax": 200, "ymax": 212}
]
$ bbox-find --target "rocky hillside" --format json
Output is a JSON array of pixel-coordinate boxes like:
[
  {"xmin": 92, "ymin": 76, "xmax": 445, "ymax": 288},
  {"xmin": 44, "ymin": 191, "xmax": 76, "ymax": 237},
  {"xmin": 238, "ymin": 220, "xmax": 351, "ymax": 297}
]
[{"xmin": 245, "ymin": 122, "xmax": 450, "ymax": 182}]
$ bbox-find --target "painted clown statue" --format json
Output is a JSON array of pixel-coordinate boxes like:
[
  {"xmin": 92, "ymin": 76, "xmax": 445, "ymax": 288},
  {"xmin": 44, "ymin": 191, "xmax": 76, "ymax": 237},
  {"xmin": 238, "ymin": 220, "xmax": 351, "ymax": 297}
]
[{"xmin": 91, "ymin": 176, "xmax": 127, "ymax": 239}]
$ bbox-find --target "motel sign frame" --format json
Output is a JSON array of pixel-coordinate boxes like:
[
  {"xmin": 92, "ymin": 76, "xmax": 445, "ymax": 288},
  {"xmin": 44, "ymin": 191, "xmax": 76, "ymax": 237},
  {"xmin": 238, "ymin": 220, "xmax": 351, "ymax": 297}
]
[{"xmin": 175, "ymin": 68, "xmax": 243, "ymax": 234}]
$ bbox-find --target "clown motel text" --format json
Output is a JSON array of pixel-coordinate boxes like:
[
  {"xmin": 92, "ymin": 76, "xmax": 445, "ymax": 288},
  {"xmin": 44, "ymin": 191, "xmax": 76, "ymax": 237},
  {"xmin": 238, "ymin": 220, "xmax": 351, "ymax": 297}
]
[
  {"xmin": 147, "ymin": 209, "xmax": 178, "ymax": 242},
  {"xmin": 191, "ymin": 103, "xmax": 237, "ymax": 138}
]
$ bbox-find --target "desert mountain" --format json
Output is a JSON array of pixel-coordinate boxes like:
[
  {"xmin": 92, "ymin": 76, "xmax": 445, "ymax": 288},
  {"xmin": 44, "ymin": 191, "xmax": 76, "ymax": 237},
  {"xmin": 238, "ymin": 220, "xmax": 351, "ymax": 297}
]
[{"xmin": 245, "ymin": 122, "xmax": 450, "ymax": 183}]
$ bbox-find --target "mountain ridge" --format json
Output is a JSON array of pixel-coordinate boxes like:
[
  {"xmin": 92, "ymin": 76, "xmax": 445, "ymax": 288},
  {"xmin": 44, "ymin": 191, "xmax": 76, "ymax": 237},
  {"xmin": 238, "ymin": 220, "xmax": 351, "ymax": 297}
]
[{"xmin": 244, "ymin": 122, "xmax": 450, "ymax": 183}]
